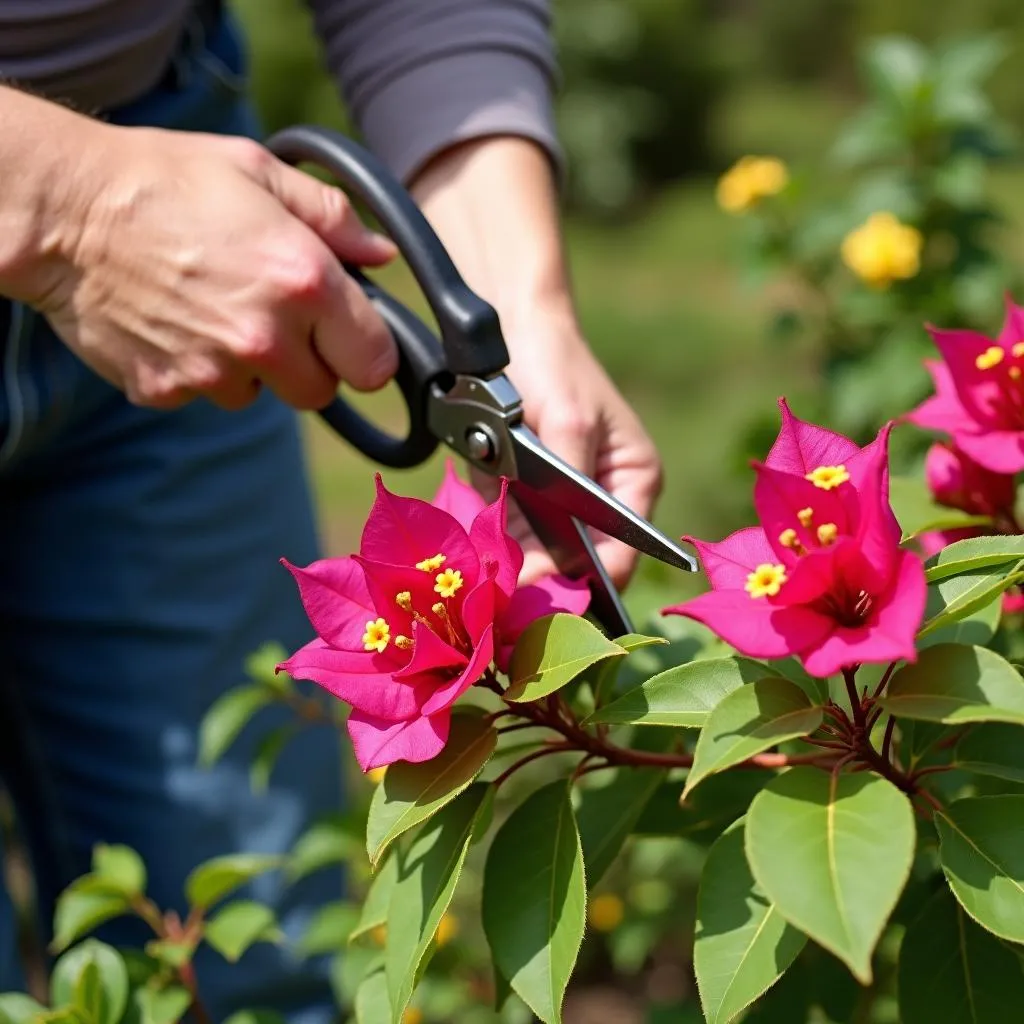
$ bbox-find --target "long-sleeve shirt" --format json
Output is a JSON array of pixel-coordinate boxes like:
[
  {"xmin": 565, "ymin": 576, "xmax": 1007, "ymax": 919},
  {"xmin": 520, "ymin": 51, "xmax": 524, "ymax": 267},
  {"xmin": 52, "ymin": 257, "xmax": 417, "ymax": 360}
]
[{"xmin": 0, "ymin": 0, "xmax": 559, "ymax": 182}]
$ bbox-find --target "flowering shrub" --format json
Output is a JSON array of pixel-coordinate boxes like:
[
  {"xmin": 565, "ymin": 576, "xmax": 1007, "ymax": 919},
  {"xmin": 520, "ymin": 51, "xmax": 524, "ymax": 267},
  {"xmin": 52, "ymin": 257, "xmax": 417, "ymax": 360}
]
[{"xmin": 13, "ymin": 382, "xmax": 1024, "ymax": 1024}]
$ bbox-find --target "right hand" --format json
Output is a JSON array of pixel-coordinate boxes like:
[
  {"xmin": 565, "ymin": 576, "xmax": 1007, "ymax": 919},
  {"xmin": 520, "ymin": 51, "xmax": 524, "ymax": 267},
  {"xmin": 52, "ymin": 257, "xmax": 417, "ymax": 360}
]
[{"xmin": 35, "ymin": 124, "xmax": 398, "ymax": 411}]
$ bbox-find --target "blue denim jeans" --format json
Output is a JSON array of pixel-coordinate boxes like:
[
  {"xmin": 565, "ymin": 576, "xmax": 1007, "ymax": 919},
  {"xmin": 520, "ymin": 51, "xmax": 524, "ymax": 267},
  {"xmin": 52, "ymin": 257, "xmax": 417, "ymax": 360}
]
[{"xmin": 0, "ymin": 14, "xmax": 340, "ymax": 1023}]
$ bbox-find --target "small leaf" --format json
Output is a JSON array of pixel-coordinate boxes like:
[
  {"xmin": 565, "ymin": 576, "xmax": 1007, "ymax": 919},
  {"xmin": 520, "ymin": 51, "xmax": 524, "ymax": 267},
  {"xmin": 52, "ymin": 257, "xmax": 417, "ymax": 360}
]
[
  {"xmin": 576, "ymin": 767, "xmax": 666, "ymax": 886},
  {"xmin": 919, "ymin": 567, "xmax": 1024, "ymax": 638},
  {"xmin": 386, "ymin": 784, "xmax": 491, "ymax": 1022},
  {"xmin": 92, "ymin": 844, "xmax": 146, "ymax": 898},
  {"xmin": 0, "ymin": 994, "xmax": 48, "ymax": 1024},
  {"xmin": 918, "ymin": 582, "xmax": 1002, "ymax": 650},
  {"xmin": 955, "ymin": 723, "xmax": 1024, "ymax": 783},
  {"xmin": 354, "ymin": 968, "xmax": 391, "ymax": 1024},
  {"xmin": 365, "ymin": 711, "xmax": 496, "ymax": 865},
  {"xmin": 861, "ymin": 35, "xmax": 929, "ymax": 112},
  {"xmin": 204, "ymin": 900, "xmax": 282, "ymax": 963},
  {"xmin": 198, "ymin": 684, "xmax": 273, "ymax": 768},
  {"xmin": 506, "ymin": 613, "xmax": 625, "ymax": 702},
  {"xmin": 482, "ymin": 780, "xmax": 586, "ymax": 1024},
  {"xmin": 184, "ymin": 853, "xmax": 282, "ymax": 910},
  {"xmin": 592, "ymin": 634, "xmax": 669, "ymax": 706},
  {"xmin": 586, "ymin": 657, "xmax": 777, "ymax": 728},
  {"xmin": 51, "ymin": 940, "xmax": 129, "ymax": 1024},
  {"xmin": 683, "ymin": 678, "xmax": 822, "ymax": 798},
  {"xmin": 134, "ymin": 986, "xmax": 193, "ymax": 1024},
  {"xmin": 144, "ymin": 940, "xmax": 194, "ymax": 970},
  {"xmin": 299, "ymin": 902, "xmax": 360, "ymax": 956},
  {"xmin": 880, "ymin": 645, "xmax": 1024, "ymax": 726},
  {"xmin": 350, "ymin": 854, "xmax": 399, "ymax": 943},
  {"xmin": 898, "ymin": 887, "xmax": 1024, "ymax": 1024},
  {"xmin": 288, "ymin": 814, "xmax": 365, "ymax": 882},
  {"xmin": 249, "ymin": 724, "xmax": 296, "ymax": 793},
  {"xmin": 244, "ymin": 641, "xmax": 293, "ymax": 694},
  {"xmin": 925, "ymin": 536, "xmax": 1024, "ymax": 581},
  {"xmin": 694, "ymin": 820, "xmax": 805, "ymax": 1024},
  {"xmin": 745, "ymin": 769, "xmax": 914, "ymax": 984},
  {"xmin": 937, "ymin": 795, "xmax": 1024, "ymax": 943},
  {"xmin": 51, "ymin": 888, "xmax": 130, "ymax": 953}
]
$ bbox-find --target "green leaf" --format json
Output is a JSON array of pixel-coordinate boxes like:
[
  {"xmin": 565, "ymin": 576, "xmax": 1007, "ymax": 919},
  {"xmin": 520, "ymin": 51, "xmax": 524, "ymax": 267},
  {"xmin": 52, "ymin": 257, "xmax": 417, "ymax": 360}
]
[
  {"xmin": 184, "ymin": 853, "xmax": 282, "ymax": 910},
  {"xmin": 586, "ymin": 657, "xmax": 777, "ymax": 728},
  {"xmin": 0, "ymin": 994, "xmax": 48, "ymax": 1024},
  {"xmin": 350, "ymin": 854, "xmax": 399, "ymax": 943},
  {"xmin": 51, "ymin": 888, "xmax": 130, "ymax": 953},
  {"xmin": 222, "ymin": 1012, "xmax": 287, "ymax": 1024},
  {"xmin": 919, "ymin": 568, "xmax": 1024, "ymax": 638},
  {"xmin": 888, "ymin": 476, "xmax": 992, "ymax": 542},
  {"xmin": 244, "ymin": 641, "xmax": 293, "ymax": 694},
  {"xmin": 955, "ymin": 724, "xmax": 1024, "ymax": 783},
  {"xmin": 386, "ymin": 784, "xmax": 491, "ymax": 1023},
  {"xmin": 507, "ymin": 613, "xmax": 625, "ymax": 702},
  {"xmin": 299, "ymin": 902, "xmax": 360, "ymax": 956},
  {"xmin": 354, "ymin": 968, "xmax": 391, "ymax": 1024},
  {"xmin": 745, "ymin": 769, "xmax": 915, "ymax": 983},
  {"xmin": 365, "ymin": 711, "xmax": 496, "ymax": 866},
  {"xmin": 919, "ymin": 579, "xmax": 1002, "ymax": 650},
  {"xmin": 898, "ymin": 887, "xmax": 1024, "ymax": 1024},
  {"xmin": 925, "ymin": 536, "xmax": 1024, "ymax": 582},
  {"xmin": 249, "ymin": 723, "xmax": 296, "ymax": 794},
  {"xmin": 204, "ymin": 900, "xmax": 282, "ymax": 963},
  {"xmin": 936, "ymin": 795, "xmax": 1024, "ymax": 943},
  {"xmin": 287, "ymin": 814, "xmax": 364, "ymax": 882},
  {"xmin": 51, "ymin": 940, "xmax": 129, "ymax": 1024},
  {"xmin": 576, "ymin": 767, "xmax": 666, "ymax": 886},
  {"xmin": 683, "ymin": 678, "xmax": 822, "ymax": 798},
  {"xmin": 880, "ymin": 645, "xmax": 1024, "ymax": 726},
  {"xmin": 134, "ymin": 986, "xmax": 193, "ymax": 1024},
  {"xmin": 482, "ymin": 780, "xmax": 586, "ymax": 1024},
  {"xmin": 198, "ymin": 684, "xmax": 273, "ymax": 768},
  {"xmin": 592, "ymin": 633, "xmax": 668, "ymax": 707},
  {"xmin": 861, "ymin": 35, "xmax": 929, "ymax": 112},
  {"xmin": 92, "ymin": 845, "xmax": 146, "ymax": 899},
  {"xmin": 143, "ymin": 940, "xmax": 194, "ymax": 970},
  {"xmin": 694, "ymin": 820, "xmax": 806, "ymax": 1024}
]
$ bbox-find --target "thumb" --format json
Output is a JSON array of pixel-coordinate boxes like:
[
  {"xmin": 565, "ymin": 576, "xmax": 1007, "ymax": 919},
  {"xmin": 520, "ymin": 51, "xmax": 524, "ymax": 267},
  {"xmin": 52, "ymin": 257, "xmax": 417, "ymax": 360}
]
[{"xmin": 264, "ymin": 159, "xmax": 398, "ymax": 266}]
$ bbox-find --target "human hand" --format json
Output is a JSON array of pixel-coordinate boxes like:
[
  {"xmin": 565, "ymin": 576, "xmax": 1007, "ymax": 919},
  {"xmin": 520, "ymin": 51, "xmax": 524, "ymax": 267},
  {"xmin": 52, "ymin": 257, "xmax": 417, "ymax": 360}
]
[
  {"xmin": 39, "ymin": 124, "xmax": 398, "ymax": 410},
  {"xmin": 478, "ymin": 309, "xmax": 663, "ymax": 589}
]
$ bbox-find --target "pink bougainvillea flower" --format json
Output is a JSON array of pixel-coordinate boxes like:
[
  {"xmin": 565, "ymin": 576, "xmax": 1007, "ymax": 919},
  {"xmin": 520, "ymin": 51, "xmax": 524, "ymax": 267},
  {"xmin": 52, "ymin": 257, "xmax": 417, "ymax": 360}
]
[
  {"xmin": 278, "ymin": 463, "xmax": 589, "ymax": 771},
  {"xmin": 925, "ymin": 441, "xmax": 1015, "ymax": 518},
  {"xmin": 664, "ymin": 400, "xmax": 927, "ymax": 678},
  {"xmin": 907, "ymin": 295, "xmax": 1024, "ymax": 473}
]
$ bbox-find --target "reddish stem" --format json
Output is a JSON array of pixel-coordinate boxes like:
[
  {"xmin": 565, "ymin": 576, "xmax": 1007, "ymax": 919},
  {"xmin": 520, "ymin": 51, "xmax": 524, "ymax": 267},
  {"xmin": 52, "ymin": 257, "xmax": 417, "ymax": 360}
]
[{"xmin": 843, "ymin": 667, "xmax": 867, "ymax": 729}]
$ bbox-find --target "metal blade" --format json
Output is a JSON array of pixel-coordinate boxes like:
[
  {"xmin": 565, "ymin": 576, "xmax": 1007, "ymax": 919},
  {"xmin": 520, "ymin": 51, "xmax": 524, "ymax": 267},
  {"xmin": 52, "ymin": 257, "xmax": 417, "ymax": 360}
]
[
  {"xmin": 508, "ymin": 425, "xmax": 697, "ymax": 573},
  {"xmin": 511, "ymin": 482, "xmax": 634, "ymax": 637}
]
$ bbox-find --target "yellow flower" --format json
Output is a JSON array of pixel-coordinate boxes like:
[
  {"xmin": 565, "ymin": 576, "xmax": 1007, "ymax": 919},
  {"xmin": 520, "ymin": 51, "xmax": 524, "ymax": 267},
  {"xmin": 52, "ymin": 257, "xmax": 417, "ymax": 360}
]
[
  {"xmin": 716, "ymin": 156, "xmax": 789, "ymax": 214},
  {"xmin": 841, "ymin": 212, "xmax": 922, "ymax": 288},
  {"xmin": 588, "ymin": 893, "xmax": 625, "ymax": 933},
  {"xmin": 401, "ymin": 1009, "xmax": 423, "ymax": 1024},
  {"xmin": 744, "ymin": 564, "xmax": 788, "ymax": 600},
  {"xmin": 435, "ymin": 913, "xmax": 459, "ymax": 947}
]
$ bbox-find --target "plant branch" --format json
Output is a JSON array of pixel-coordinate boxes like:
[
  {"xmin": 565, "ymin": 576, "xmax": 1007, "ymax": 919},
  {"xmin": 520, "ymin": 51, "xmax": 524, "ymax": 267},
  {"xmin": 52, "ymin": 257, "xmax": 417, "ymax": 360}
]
[
  {"xmin": 843, "ymin": 667, "xmax": 867, "ymax": 728},
  {"xmin": 880, "ymin": 716, "xmax": 896, "ymax": 764}
]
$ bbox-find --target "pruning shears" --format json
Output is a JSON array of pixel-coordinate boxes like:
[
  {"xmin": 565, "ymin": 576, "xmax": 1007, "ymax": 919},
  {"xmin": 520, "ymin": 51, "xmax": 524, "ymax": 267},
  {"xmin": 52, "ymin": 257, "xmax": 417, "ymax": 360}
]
[{"xmin": 266, "ymin": 125, "xmax": 697, "ymax": 637}]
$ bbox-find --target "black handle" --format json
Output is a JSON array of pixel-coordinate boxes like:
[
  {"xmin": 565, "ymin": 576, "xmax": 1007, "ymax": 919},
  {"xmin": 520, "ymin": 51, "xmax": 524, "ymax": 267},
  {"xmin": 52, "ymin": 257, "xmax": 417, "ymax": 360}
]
[{"xmin": 266, "ymin": 124, "xmax": 509, "ymax": 378}]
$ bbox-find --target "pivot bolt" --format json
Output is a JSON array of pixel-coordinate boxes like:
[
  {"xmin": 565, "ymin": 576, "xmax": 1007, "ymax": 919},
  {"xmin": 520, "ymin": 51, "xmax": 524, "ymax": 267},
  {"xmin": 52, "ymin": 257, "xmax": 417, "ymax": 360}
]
[{"xmin": 466, "ymin": 427, "xmax": 496, "ymax": 462}]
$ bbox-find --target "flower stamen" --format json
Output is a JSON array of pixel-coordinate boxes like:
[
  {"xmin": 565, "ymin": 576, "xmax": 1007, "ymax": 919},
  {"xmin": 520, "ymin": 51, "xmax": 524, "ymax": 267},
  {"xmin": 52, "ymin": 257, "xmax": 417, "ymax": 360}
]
[
  {"xmin": 975, "ymin": 346, "xmax": 1005, "ymax": 371},
  {"xmin": 395, "ymin": 591, "xmax": 413, "ymax": 611},
  {"xmin": 394, "ymin": 635, "xmax": 413, "ymax": 650},
  {"xmin": 362, "ymin": 617, "xmax": 391, "ymax": 653},
  {"xmin": 416, "ymin": 553, "xmax": 447, "ymax": 573},
  {"xmin": 817, "ymin": 522, "xmax": 839, "ymax": 545},
  {"xmin": 434, "ymin": 568, "xmax": 464, "ymax": 598},
  {"xmin": 744, "ymin": 563, "xmax": 787, "ymax": 599},
  {"xmin": 797, "ymin": 507, "xmax": 814, "ymax": 527},
  {"xmin": 806, "ymin": 465, "xmax": 850, "ymax": 490}
]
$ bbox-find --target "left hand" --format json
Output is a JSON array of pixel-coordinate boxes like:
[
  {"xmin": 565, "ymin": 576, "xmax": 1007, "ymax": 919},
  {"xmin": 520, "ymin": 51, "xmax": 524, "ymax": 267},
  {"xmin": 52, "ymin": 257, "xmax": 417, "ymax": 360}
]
[{"xmin": 477, "ymin": 309, "xmax": 663, "ymax": 589}]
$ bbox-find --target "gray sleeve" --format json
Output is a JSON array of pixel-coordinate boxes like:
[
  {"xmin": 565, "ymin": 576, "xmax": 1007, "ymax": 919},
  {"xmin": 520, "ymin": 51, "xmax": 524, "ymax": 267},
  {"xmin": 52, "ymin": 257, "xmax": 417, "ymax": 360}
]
[{"xmin": 304, "ymin": 0, "xmax": 561, "ymax": 184}]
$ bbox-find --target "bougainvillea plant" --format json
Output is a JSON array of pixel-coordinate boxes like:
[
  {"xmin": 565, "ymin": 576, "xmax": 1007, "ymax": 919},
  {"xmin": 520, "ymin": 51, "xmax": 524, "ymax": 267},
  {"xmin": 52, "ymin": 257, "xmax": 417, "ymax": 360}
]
[{"xmin": 13, "ymin": 358, "xmax": 1024, "ymax": 1022}]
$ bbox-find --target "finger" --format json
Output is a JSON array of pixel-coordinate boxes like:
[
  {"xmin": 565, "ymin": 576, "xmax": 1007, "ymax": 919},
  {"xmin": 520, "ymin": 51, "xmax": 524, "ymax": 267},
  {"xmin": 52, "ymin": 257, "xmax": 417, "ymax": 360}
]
[
  {"xmin": 313, "ymin": 267, "xmax": 398, "ymax": 392},
  {"xmin": 251, "ymin": 321, "xmax": 341, "ymax": 410},
  {"xmin": 592, "ymin": 460, "xmax": 664, "ymax": 587},
  {"xmin": 264, "ymin": 159, "xmax": 397, "ymax": 266}
]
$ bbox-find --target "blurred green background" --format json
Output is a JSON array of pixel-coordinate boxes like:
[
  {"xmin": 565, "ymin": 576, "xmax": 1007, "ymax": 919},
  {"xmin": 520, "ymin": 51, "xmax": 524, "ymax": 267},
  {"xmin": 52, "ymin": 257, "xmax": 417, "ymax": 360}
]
[{"xmin": 230, "ymin": 0, "xmax": 1024, "ymax": 618}]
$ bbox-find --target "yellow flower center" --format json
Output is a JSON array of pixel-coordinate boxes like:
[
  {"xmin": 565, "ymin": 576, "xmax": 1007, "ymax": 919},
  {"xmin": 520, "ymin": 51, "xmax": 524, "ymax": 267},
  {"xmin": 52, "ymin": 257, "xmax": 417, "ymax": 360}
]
[
  {"xmin": 817, "ymin": 522, "xmax": 839, "ymax": 545},
  {"xmin": 745, "ymin": 563, "xmax": 788, "ymax": 599},
  {"xmin": 975, "ymin": 346, "xmax": 1005, "ymax": 371},
  {"xmin": 415, "ymin": 553, "xmax": 447, "ymax": 573},
  {"xmin": 797, "ymin": 506, "xmax": 814, "ymax": 528},
  {"xmin": 361, "ymin": 617, "xmax": 391, "ymax": 653},
  {"xmin": 434, "ymin": 568, "xmax": 464, "ymax": 599},
  {"xmin": 806, "ymin": 465, "xmax": 849, "ymax": 490}
]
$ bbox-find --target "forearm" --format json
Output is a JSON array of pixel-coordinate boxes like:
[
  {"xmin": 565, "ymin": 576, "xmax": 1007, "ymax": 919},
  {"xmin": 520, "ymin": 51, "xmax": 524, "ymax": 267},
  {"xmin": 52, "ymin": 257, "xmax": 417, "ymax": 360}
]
[
  {"xmin": 0, "ymin": 85, "xmax": 105, "ymax": 303},
  {"xmin": 409, "ymin": 136, "xmax": 579, "ymax": 342}
]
